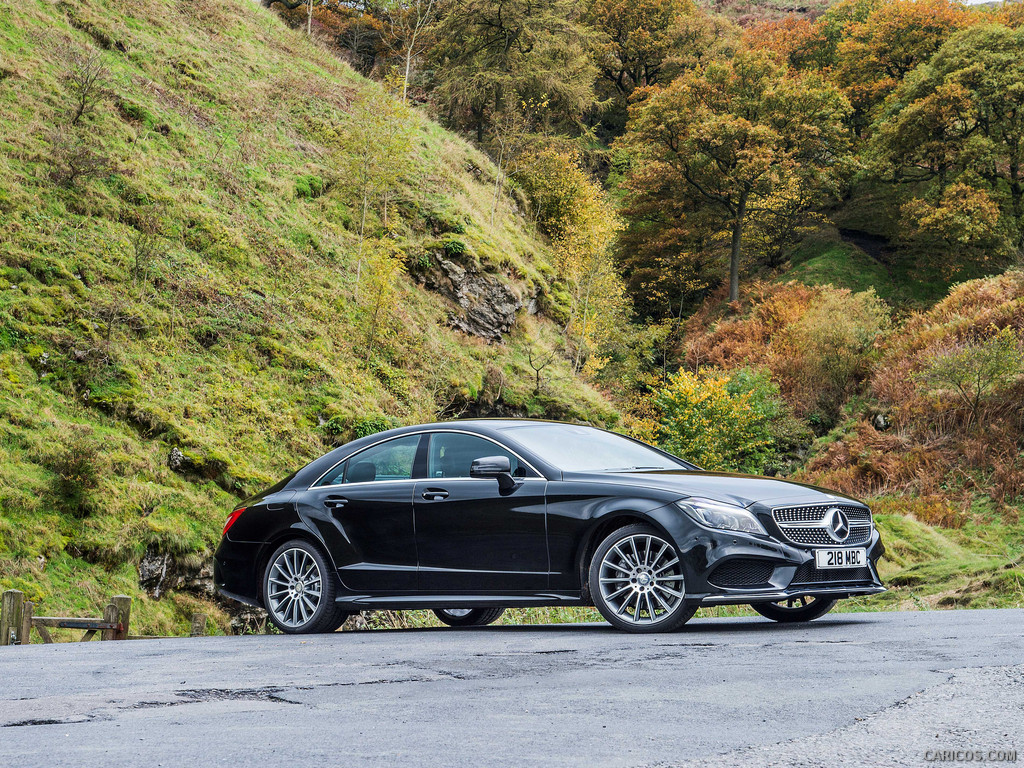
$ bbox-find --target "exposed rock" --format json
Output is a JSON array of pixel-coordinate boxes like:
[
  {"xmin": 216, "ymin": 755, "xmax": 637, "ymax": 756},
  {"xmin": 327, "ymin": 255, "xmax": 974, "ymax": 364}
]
[
  {"xmin": 178, "ymin": 562, "xmax": 216, "ymax": 598},
  {"xmin": 411, "ymin": 253, "xmax": 521, "ymax": 342},
  {"xmin": 139, "ymin": 546, "xmax": 171, "ymax": 598},
  {"xmin": 168, "ymin": 446, "xmax": 185, "ymax": 471},
  {"xmin": 229, "ymin": 604, "xmax": 269, "ymax": 635}
]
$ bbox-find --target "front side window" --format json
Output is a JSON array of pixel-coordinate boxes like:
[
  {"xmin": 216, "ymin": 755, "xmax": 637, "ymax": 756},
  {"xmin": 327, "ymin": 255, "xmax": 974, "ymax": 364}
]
[
  {"xmin": 315, "ymin": 435, "xmax": 421, "ymax": 486},
  {"xmin": 427, "ymin": 433, "xmax": 529, "ymax": 479}
]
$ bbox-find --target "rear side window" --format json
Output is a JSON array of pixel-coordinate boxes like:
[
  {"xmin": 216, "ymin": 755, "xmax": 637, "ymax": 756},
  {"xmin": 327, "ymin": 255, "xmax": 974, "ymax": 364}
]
[
  {"xmin": 427, "ymin": 432, "xmax": 531, "ymax": 479},
  {"xmin": 314, "ymin": 435, "xmax": 421, "ymax": 487}
]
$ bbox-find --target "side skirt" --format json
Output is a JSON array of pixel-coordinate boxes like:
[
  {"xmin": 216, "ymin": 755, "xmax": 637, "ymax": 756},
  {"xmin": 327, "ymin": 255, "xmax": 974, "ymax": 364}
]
[{"xmin": 336, "ymin": 593, "xmax": 585, "ymax": 611}]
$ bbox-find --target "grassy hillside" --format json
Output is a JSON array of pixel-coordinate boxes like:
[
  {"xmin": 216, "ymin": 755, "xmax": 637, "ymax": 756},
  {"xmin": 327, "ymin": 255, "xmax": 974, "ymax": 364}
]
[{"xmin": 0, "ymin": 0, "xmax": 616, "ymax": 635}]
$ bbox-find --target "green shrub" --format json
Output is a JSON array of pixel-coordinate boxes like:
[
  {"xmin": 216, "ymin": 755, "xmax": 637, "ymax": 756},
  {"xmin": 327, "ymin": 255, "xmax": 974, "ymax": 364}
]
[
  {"xmin": 352, "ymin": 414, "xmax": 400, "ymax": 439},
  {"xmin": 778, "ymin": 289, "xmax": 889, "ymax": 427},
  {"xmin": 915, "ymin": 326, "xmax": 1023, "ymax": 428},
  {"xmin": 295, "ymin": 174, "xmax": 326, "ymax": 199},
  {"xmin": 654, "ymin": 368, "xmax": 808, "ymax": 473},
  {"xmin": 46, "ymin": 426, "xmax": 102, "ymax": 517}
]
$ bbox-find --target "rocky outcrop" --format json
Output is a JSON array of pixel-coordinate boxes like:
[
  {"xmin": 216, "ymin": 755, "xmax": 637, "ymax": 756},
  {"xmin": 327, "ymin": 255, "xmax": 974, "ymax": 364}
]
[{"xmin": 411, "ymin": 252, "xmax": 522, "ymax": 342}]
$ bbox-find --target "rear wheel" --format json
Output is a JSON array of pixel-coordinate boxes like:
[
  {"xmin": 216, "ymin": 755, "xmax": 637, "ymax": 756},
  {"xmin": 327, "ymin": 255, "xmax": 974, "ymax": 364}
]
[
  {"xmin": 433, "ymin": 608, "xmax": 506, "ymax": 627},
  {"xmin": 263, "ymin": 539, "xmax": 346, "ymax": 634},
  {"xmin": 751, "ymin": 596, "xmax": 837, "ymax": 623},
  {"xmin": 589, "ymin": 523, "xmax": 696, "ymax": 633}
]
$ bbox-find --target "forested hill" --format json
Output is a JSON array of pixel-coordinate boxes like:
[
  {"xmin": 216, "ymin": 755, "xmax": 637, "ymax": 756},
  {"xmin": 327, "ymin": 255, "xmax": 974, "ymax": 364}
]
[{"xmin": 0, "ymin": 0, "xmax": 614, "ymax": 633}]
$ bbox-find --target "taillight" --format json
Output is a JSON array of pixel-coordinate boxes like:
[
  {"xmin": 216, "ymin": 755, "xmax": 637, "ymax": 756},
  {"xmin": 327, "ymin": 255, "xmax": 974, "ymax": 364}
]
[{"xmin": 222, "ymin": 507, "xmax": 246, "ymax": 537}]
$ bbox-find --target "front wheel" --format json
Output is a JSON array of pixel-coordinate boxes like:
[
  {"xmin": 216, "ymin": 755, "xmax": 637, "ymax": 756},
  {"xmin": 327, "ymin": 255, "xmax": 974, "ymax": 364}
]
[
  {"xmin": 589, "ymin": 523, "xmax": 697, "ymax": 633},
  {"xmin": 433, "ymin": 608, "xmax": 506, "ymax": 627},
  {"xmin": 751, "ymin": 596, "xmax": 837, "ymax": 623}
]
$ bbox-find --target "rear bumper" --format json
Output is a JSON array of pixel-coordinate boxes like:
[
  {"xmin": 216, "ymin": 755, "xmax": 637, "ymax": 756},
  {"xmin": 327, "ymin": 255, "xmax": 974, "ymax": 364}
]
[{"xmin": 213, "ymin": 537, "xmax": 264, "ymax": 607}]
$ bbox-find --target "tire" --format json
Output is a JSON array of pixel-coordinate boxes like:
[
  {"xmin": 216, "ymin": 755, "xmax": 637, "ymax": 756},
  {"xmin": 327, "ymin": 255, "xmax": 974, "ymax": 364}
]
[
  {"xmin": 751, "ymin": 596, "xmax": 837, "ymax": 623},
  {"xmin": 263, "ymin": 539, "xmax": 342, "ymax": 634},
  {"xmin": 433, "ymin": 608, "xmax": 506, "ymax": 627},
  {"xmin": 589, "ymin": 523, "xmax": 697, "ymax": 634}
]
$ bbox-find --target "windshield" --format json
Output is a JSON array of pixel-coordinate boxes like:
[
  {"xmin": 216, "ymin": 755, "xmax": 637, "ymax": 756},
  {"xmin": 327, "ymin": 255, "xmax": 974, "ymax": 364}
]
[{"xmin": 502, "ymin": 424, "xmax": 688, "ymax": 473}]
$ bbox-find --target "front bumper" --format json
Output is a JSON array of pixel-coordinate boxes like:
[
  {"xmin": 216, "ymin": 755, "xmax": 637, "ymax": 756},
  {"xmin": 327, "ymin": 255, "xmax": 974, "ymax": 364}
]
[
  {"xmin": 676, "ymin": 515, "xmax": 886, "ymax": 606},
  {"xmin": 701, "ymin": 584, "xmax": 886, "ymax": 606}
]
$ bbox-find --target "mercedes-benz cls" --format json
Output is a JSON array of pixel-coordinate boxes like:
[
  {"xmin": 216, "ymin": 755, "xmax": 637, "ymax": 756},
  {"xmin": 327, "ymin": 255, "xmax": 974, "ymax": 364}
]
[{"xmin": 214, "ymin": 420, "xmax": 885, "ymax": 633}]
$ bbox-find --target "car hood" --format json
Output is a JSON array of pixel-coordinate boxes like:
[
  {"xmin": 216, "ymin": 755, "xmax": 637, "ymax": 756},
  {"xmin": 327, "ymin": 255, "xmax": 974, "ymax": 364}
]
[{"xmin": 564, "ymin": 470, "xmax": 862, "ymax": 509}]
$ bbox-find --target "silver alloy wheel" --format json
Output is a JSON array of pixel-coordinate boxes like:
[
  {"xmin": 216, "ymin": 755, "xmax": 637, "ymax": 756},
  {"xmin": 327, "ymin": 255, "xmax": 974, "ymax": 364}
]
[
  {"xmin": 439, "ymin": 608, "xmax": 473, "ymax": 618},
  {"xmin": 267, "ymin": 547, "xmax": 323, "ymax": 629},
  {"xmin": 598, "ymin": 533, "xmax": 685, "ymax": 625}
]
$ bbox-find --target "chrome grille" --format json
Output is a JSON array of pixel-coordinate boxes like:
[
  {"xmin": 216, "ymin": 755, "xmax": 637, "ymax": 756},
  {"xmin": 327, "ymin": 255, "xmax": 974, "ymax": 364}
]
[{"xmin": 771, "ymin": 504, "xmax": 872, "ymax": 548}]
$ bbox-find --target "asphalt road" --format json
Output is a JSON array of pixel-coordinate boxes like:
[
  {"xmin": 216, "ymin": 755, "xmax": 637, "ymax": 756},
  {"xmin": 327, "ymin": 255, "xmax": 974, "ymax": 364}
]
[{"xmin": 1, "ymin": 609, "xmax": 1022, "ymax": 767}]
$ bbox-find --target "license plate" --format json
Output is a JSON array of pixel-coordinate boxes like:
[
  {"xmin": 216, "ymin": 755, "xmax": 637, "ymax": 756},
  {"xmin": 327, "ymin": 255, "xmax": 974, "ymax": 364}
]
[{"xmin": 815, "ymin": 548, "xmax": 866, "ymax": 569}]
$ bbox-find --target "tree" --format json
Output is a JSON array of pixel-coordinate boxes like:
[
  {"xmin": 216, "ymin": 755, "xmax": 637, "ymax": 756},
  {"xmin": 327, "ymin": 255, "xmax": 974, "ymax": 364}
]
[
  {"xmin": 834, "ymin": 0, "xmax": 970, "ymax": 130},
  {"xmin": 360, "ymin": 238, "xmax": 407, "ymax": 357},
  {"xmin": 869, "ymin": 24, "xmax": 1024, "ymax": 254},
  {"xmin": 778, "ymin": 288, "xmax": 889, "ymax": 423},
  {"xmin": 380, "ymin": 0, "xmax": 441, "ymax": 102},
  {"xmin": 652, "ymin": 368, "xmax": 784, "ymax": 473},
  {"xmin": 620, "ymin": 51, "xmax": 850, "ymax": 302},
  {"xmin": 515, "ymin": 148, "xmax": 630, "ymax": 373},
  {"xmin": 428, "ymin": 0, "xmax": 597, "ymax": 143},
  {"xmin": 261, "ymin": 0, "xmax": 320, "ymax": 35},
  {"xmin": 328, "ymin": 87, "xmax": 415, "ymax": 295},
  {"xmin": 584, "ymin": 0, "xmax": 731, "ymax": 97},
  {"xmin": 915, "ymin": 326, "xmax": 1024, "ymax": 429},
  {"xmin": 584, "ymin": 0, "xmax": 734, "ymax": 137}
]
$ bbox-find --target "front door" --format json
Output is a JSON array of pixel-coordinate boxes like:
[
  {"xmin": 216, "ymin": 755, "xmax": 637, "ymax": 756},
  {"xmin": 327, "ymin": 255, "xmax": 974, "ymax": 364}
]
[
  {"xmin": 300, "ymin": 434, "xmax": 423, "ymax": 592},
  {"xmin": 414, "ymin": 432, "xmax": 548, "ymax": 592}
]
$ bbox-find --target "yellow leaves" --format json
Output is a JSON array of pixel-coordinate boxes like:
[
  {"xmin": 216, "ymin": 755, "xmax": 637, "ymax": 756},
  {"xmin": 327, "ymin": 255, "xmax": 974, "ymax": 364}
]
[
  {"xmin": 902, "ymin": 182, "xmax": 1001, "ymax": 245},
  {"xmin": 514, "ymin": 147, "xmax": 630, "ymax": 374},
  {"xmin": 651, "ymin": 368, "xmax": 775, "ymax": 471},
  {"xmin": 359, "ymin": 237, "xmax": 407, "ymax": 355}
]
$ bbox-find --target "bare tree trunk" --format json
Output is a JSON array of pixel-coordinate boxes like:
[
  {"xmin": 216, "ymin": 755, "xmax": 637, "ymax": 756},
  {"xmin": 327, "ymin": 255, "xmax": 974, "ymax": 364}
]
[
  {"xmin": 403, "ymin": 48, "xmax": 413, "ymax": 103},
  {"xmin": 490, "ymin": 141, "xmax": 505, "ymax": 225},
  {"xmin": 307, "ymin": 0, "xmax": 313, "ymax": 36},
  {"xmin": 729, "ymin": 197, "xmax": 747, "ymax": 303},
  {"xmin": 355, "ymin": 191, "xmax": 369, "ymax": 301}
]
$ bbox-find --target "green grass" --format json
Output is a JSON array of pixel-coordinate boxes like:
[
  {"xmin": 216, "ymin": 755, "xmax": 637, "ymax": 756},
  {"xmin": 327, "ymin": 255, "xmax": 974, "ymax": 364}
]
[
  {"xmin": 0, "ymin": 0, "xmax": 616, "ymax": 636},
  {"xmin": 780, "ymin": 229, "xmax": 949, "ymax": 306}
]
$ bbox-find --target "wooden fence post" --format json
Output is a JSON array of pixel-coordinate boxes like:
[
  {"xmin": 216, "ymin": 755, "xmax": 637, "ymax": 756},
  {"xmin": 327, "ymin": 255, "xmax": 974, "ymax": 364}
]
[
  {"xmin": 111, "ymin": 596, "xmax": 131, "ymax": 641},
  {"xmin": 101, "ymin": 603, "xmax": 118, "ymax": 641},
  {"xmin": 20, "ymin": 601, "xmax": 33, "ymax": 646},
  {"xmin": 1, "ymin": 590, "xmax": 24, "ymax": 647},
  {"xmin": 190, "ymin": 613, "xmax": 207, "ymax": 637}
]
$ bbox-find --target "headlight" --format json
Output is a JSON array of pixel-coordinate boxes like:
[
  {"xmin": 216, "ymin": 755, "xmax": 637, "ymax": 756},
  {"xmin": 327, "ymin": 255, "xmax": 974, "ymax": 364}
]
[{"xmin": 675, "ymin": 498, "xmax": 768, "ymax": 535}]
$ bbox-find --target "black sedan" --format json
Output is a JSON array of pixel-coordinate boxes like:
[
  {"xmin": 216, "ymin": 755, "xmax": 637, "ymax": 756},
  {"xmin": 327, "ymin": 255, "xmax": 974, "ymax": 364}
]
[{"xmin": 214, "ymin": 420, "xmax": 885, "ymax": 634}]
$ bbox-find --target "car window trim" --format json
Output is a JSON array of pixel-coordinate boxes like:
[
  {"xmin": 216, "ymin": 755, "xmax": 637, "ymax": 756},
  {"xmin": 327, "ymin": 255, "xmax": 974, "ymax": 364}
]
[
  {"xmin": 310, "ymin": 433, "xmax": 423, "ymax": 489},
  {"xmin": 308, "ymin": 429, "xmax": 543, "ymax": 490}
]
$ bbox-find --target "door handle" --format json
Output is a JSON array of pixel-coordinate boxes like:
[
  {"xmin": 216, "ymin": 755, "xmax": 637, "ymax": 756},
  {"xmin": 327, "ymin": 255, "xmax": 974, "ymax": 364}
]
[
  {"xmin": 421, "ymin": 488, "xmax": 449, "ymax": 501},
  {"xmin": 324, "ymin": 495, "xmax": 348, "ymax": 509}
]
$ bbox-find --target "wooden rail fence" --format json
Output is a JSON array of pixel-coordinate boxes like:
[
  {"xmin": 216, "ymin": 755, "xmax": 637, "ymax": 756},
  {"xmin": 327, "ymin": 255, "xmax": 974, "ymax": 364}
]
[{"xmin": 1, "ymin": 590, "xmax": 209, "ymax": 646}]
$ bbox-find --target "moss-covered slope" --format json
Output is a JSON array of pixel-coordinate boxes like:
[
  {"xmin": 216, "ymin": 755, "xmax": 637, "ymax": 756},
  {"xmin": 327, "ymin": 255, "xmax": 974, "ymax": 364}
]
[{"xmin": 0, "ymin": 0, "xmax": 616, "ymax": 635}]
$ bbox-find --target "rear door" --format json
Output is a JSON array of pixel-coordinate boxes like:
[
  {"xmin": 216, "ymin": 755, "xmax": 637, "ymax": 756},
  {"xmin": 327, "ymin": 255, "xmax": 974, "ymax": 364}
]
[
  {"xmin": 300, "ymin": 434, "xmax": 423, "ymax": 592},
  {"xmin": 414, "ymin": 432, "xmax": 548, "ymax": 593}
]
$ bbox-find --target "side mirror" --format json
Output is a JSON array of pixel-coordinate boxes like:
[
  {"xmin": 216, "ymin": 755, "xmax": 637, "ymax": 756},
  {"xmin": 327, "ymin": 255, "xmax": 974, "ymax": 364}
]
[{"xmin": 470, "ymin": 456, "xmax": 519, "ymax": 491}]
